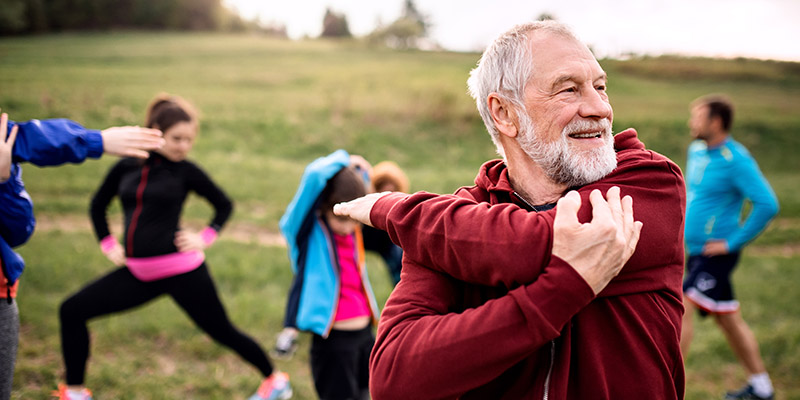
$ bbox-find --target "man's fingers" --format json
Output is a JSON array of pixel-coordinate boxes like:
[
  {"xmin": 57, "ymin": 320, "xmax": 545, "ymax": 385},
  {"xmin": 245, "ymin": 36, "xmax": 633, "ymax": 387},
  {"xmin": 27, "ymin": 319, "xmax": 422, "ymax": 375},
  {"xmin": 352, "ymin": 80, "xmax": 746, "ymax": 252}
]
[
  {"xmin": 555, "ymin": 190, "xmax": 582, "ymax": 228},
  {"xmin": 334, "ymin": 192, "xmax": 390, "ymax": 227},
  {"xmin": 0, "ymin": 113, "xmax": 7, "ymax": 138},
  {"xmin": 332, "ymin": 202, "xmax": 349, "ymax": 217},
  {"xmin": 7, "ymin": 125, "xmax": 18, "ymax": 146},
  {"xmin": 621, "ymin": 194, "xmax": 634, "ymax": 237},
  {"xmin": 136, "ymin": 127, "xmax": 163, "ymax": 137},
  {"xmin": 606, "ymin": 186, "xmax": 623, "ymax": 225},
  {"xmin": 588, "ymin": 188, "xmax": 613, "ymax": 225},
  {"xmin": 124, "ymin": 149, "xmax": 151, "ymax": 159}
]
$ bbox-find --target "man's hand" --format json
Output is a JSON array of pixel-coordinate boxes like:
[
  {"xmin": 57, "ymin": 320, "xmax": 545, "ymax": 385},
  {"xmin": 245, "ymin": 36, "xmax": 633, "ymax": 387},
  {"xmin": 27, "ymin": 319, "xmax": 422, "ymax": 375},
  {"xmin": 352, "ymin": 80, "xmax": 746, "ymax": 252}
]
[
  {"xmin": 552, "ymin": 187, "xmax": 643, "ymax": 295},
  {"xmin": 333, "ymin": 192, "xmax": 392, "ymax": 227},
  {"xmin": 0, "ymin": 111, "xmax": 19, "ymax": 182},
  {"xmin": 702, "ymin": 239, "xmax": 729, "ymax": 256},
  {"xmin": 174, "ymin": 229, "xmax": 206, "ymax": 252},
  {"xmin": 101, "ymin": 126, "xmax": 164, "ymax": 159}
]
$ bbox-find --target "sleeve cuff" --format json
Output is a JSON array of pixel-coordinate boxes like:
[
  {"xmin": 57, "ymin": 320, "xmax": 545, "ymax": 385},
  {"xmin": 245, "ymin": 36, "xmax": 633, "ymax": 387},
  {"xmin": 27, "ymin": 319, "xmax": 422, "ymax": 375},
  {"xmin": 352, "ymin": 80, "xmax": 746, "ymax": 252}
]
[
  {"xmin": 99, "ymin": 235, "xmax": 118, "ymax": 254},
  {"xmin": 370, "ymin": 192, "xmax": 408, "ymax": 230},
  {"xmin": 200, "ymin": 226, "xmax": 218, "ymax": 246},
  {"xmin": 86, "ymin": 130, "xmax": 104, "ymax": 159}
]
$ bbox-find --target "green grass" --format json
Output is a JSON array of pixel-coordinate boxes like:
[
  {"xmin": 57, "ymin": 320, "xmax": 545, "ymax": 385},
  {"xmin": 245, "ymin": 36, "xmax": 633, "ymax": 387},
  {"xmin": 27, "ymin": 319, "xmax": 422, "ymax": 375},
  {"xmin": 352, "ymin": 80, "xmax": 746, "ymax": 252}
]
[{"xmin": 2, "ymin": 32, "xmax": 799, "ymax": 399}]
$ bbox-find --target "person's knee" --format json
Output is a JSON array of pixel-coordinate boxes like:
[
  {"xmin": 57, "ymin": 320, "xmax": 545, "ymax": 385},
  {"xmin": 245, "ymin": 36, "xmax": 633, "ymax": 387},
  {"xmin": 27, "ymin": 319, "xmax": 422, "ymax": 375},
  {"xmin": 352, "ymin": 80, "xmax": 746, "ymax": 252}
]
[{"xmin": 59, "ymin": 295, "xmax": 84, "ymax": 322}]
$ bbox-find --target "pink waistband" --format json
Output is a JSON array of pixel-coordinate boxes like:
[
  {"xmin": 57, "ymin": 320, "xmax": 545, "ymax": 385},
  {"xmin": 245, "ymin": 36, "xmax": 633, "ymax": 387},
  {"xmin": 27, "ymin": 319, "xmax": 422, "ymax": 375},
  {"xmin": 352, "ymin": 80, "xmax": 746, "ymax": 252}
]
[{"xmin": 126, "ymin": 251, "xmax": 205, "ymax": 281}]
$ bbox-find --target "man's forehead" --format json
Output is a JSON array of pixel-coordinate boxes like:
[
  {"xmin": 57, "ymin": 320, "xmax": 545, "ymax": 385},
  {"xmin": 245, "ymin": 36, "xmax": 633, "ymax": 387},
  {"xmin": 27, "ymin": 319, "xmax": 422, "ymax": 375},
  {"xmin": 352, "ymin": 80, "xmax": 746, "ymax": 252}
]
[{"xmin": 527, "ymin": 36, "xmax": 605, "ymax": 86}]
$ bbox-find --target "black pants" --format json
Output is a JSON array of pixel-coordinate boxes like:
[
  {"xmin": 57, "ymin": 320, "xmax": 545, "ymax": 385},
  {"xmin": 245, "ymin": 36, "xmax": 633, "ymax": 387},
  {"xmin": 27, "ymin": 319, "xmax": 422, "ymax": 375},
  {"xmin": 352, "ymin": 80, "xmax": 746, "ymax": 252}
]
[
  {"xmin": 311, "ymin": 326, "xmax": 374, "ymax": 400},
  {"xmin": 59, "ymin": 263, "xmax": 273, "ymax": 385}
]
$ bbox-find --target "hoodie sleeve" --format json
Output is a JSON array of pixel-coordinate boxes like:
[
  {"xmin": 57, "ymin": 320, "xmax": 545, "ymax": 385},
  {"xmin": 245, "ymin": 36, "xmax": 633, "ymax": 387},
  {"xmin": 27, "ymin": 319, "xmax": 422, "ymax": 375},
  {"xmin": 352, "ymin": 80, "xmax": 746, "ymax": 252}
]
[
  {"xmin": 9, "ymin": 119, "xmax": 103, "ymax": 166},
  {"xmin": 371, "ymin": 191, "xmax": 554, "ymax": 289},
  {"xmin": 370, "ymin": 256, "xmax": 595, "ymax": 399}
]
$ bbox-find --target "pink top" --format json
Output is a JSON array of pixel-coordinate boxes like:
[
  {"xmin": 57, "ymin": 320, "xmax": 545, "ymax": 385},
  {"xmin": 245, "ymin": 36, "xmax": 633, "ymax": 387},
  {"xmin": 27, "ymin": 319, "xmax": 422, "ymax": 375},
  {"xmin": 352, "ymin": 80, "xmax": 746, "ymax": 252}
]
[{"xmin": 333, "ymin": 233, "xmax": 370, "ymax": 322}]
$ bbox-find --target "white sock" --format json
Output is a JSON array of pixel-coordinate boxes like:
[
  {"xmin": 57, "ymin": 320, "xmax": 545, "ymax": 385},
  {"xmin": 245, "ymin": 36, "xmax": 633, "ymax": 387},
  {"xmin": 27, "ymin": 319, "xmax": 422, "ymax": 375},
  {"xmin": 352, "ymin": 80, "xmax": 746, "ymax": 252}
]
[{"xmin": 748, "ymin": 372, "xmax": 774, "ymax": 397}]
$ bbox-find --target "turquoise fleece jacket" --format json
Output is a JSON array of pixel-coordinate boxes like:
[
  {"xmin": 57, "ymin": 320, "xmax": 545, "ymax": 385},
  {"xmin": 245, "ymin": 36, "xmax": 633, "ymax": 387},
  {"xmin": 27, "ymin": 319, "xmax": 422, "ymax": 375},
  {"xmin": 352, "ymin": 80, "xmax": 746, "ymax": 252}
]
[{"xmin": 279, "ymin": 150, "xmax": 379, "ymax": 337}]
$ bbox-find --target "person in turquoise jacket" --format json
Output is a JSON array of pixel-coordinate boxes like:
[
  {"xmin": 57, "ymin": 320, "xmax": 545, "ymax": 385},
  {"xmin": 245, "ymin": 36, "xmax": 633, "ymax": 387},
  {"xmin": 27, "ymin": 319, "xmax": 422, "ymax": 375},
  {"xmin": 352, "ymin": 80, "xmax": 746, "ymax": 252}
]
[
  {"xmin": 276, "ymin": 149, "xmax": 379, "ymax": 400},
  {"xmin": 680, "ymin": 95, "xmax": 779, "ymax": 400}
]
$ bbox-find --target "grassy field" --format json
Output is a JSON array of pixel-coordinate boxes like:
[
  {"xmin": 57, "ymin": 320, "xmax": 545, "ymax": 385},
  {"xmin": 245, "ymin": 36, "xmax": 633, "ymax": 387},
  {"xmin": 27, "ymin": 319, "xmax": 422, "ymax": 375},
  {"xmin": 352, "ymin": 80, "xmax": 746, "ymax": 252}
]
[{"xmin": 1, "ymin": 32, "xmax": 799, "ymax": 399}]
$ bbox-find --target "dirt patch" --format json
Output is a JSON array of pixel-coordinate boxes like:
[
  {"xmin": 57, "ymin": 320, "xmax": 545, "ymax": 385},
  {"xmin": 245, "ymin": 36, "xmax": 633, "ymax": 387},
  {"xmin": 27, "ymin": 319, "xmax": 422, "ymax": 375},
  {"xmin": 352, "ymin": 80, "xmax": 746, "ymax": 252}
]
[{"xmin": 34, "ymin": 214, "xmax": 286, "ymax": 247}]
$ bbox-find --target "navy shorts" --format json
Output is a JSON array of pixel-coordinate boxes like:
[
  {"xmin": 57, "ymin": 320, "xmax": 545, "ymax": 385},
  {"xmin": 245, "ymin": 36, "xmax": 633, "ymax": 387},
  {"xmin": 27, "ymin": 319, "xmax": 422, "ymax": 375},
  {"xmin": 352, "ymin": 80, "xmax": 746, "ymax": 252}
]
[{"xmin": 683, "ymin": 253, "xmax": 740, "ymax": 316}]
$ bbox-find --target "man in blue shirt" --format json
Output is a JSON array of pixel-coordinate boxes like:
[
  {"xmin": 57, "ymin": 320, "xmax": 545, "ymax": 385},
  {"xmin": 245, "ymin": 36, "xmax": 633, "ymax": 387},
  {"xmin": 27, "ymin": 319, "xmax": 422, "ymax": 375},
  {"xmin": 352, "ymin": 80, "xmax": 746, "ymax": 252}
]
[{"xmin": 680, "ymin": 95, "xmax": 779, "ymax": 400}]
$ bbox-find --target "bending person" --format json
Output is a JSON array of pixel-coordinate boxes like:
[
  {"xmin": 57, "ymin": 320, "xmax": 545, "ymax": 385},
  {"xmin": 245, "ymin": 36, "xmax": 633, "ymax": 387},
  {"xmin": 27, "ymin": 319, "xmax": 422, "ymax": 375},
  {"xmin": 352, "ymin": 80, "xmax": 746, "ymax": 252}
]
[
  {"xmin": 277, "ymin": 150, "xmax": 380, "ymax": 400},
  {"xmin": 56, "ymin": 95, "xmax": 291, "ymax": 400}
]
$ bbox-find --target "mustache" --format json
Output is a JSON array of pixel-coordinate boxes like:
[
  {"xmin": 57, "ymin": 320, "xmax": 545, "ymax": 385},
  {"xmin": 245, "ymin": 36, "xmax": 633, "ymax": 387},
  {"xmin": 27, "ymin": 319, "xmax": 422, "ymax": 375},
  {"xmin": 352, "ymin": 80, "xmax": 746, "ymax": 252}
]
[{"xmin": 563, "ymin": 118, "xmax": 612, "ymax": 135}]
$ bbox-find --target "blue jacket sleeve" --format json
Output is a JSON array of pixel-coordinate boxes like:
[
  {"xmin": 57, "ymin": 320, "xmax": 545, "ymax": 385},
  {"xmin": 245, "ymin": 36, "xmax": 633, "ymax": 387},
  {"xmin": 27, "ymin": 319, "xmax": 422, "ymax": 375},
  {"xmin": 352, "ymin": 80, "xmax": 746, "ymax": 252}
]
[
  {"xmin": 8, "ymin": 119, "xmax": 103, "ymax": 166},
  {"xmin": 279, "ymin": 149, "xmax": 350, "ymax": 272},
  {"xmin": 726, "ymin": 154, "xmax": 779, "ymax": 251},
  {"xmin": 0, "ymin": 163, "xmax": 35, "ymax": 247}
]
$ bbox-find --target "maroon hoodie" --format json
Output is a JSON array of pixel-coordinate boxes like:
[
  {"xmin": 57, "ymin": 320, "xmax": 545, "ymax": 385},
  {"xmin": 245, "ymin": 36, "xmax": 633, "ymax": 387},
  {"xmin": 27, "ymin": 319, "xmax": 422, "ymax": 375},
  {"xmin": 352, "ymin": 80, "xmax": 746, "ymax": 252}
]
[{"xmin": 369, "ymin": 129, "xmax": 686, "ymax": 399}]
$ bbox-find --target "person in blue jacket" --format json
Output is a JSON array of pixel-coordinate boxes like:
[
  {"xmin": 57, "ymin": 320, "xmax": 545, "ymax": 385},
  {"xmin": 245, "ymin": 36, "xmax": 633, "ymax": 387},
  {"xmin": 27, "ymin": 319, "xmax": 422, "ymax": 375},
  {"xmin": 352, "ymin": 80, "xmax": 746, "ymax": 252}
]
[
  {"xmin": 0, "ymin": 109, "xmax": 163, "ymax": 400},
  {"xmin": 680, "ymin": 95, "xmax": 779, "ymax": 400},
  {"xmin": 276, "ymin": 150, "xmax": 380, "ymax": 400}
]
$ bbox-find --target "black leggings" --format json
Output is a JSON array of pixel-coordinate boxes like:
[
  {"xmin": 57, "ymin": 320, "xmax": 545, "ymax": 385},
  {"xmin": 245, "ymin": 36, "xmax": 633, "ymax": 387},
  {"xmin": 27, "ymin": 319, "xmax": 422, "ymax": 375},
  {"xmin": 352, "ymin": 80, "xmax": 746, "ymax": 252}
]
[{"xmin": 59, "ymin": 263, "xmax": 273, "ymax": 385}]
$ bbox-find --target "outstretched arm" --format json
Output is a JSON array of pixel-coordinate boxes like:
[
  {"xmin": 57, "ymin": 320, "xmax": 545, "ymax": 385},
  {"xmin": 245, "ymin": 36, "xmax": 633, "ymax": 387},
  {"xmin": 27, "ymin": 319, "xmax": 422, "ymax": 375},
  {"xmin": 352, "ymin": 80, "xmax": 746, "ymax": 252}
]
[
  {"xmin": 7, "ymin": 117, "xmax": 162, "ymax": 166},
  {"xmin": 335, "ymin": 186, "xmax": 642, "ymax": 291}
]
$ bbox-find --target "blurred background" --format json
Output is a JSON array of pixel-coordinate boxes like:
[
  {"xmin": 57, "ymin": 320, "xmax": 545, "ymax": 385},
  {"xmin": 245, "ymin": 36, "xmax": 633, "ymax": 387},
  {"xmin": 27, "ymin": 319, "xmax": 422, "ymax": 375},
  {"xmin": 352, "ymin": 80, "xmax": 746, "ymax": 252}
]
[{"xmin": 1, "ymin": 1, "xmax": 799, "ymax": 399}]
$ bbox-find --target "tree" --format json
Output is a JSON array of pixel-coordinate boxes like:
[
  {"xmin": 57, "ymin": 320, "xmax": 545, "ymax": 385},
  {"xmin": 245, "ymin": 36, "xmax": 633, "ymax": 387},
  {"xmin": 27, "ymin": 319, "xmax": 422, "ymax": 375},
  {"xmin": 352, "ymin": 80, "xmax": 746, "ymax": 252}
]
[
  {"xmin": 320, "ymin": 8, "xmax": 351, "ymax": 38},
  {"xmin": 537, "ymin": 12, "xmax": 556, "ymax": 21},
  {"xmin": 367, "ymin": 0, "xmax": 429, "ymax": 49}
]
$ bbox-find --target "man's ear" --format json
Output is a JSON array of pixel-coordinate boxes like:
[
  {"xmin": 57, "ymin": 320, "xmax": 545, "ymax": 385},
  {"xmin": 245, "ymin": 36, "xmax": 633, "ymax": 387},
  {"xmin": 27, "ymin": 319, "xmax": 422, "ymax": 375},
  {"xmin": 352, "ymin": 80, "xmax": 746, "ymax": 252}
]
[
  {"xmin": 709, "ymin": 115, "xmax": 724, "ymax": 133},
  {"xmin": 488, "ymin": 93, "xmax": 519, "ymax": 138}
]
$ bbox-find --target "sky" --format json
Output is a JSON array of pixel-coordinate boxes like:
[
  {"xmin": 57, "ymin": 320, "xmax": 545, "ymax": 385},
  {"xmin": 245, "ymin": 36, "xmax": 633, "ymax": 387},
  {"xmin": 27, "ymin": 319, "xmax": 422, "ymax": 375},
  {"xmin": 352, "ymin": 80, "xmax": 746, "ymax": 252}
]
[{"xmin": 223, "ymin": 0, "xmax": 800, "ymax": 62}]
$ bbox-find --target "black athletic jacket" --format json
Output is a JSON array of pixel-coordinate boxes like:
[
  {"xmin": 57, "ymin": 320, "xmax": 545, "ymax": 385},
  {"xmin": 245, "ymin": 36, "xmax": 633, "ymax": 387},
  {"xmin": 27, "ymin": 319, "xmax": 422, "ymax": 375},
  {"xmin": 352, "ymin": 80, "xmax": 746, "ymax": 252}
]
[{"xmin": 90, "ymin": 152, "xmax": 232, "ymax": 258}]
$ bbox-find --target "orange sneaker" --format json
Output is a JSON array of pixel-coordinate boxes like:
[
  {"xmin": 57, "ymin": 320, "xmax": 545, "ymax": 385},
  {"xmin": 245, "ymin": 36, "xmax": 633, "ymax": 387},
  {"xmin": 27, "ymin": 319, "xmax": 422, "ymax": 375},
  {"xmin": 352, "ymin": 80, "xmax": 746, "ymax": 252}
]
[
  {"xmin": 52, "ymin": 383, "xmax": 93, "ymax": 400},
  {"xmin": 248, "ymin": 372, "xmax": 292, "ymax": 400}
]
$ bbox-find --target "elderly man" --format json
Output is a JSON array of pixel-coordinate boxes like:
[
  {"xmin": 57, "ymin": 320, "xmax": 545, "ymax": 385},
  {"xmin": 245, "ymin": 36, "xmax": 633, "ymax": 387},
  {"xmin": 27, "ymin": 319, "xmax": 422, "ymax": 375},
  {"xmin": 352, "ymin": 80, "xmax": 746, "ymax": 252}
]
[{"xmin": 335, "ymin": 21, "xmax": 685, "ymax": 399}]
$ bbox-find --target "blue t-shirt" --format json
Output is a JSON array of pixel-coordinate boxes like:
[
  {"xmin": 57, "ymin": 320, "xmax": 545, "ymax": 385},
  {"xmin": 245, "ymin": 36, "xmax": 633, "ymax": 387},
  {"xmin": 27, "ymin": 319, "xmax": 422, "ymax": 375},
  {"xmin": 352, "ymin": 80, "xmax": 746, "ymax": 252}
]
[{"xmin": 684, "ymin": 137, "xmax": 779, "ymax": 256}]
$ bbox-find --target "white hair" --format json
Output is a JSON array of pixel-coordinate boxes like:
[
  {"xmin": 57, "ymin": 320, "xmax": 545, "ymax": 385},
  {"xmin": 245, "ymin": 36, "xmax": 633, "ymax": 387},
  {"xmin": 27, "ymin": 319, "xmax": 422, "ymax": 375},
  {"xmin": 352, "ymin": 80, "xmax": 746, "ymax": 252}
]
[{"xmin": 467, "ymin": 21, "xmax": 580, "ymax": 158}]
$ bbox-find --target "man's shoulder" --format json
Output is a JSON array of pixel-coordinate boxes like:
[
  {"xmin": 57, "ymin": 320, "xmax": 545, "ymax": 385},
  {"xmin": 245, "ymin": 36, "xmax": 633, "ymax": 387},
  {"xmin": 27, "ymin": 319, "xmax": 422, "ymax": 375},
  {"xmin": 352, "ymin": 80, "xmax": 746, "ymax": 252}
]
[
  {"xmin": 454, "ymin": 184, "xmax": 487, "ymax": 202},
  {"xmin": 723, "ymin": 138, "xmax": 755, "ymax": 161},
  {"xmin": 688, "ymin": 140, "xmax": 707, "ymax": 154}
]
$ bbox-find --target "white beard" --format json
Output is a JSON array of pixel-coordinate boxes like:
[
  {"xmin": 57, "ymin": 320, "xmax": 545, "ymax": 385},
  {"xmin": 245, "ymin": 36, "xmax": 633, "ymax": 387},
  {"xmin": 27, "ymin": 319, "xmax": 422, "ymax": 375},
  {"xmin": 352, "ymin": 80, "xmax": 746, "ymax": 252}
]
[{"xmin": 517, "ymin": 114, "xmax": 617, "ymax": 187}]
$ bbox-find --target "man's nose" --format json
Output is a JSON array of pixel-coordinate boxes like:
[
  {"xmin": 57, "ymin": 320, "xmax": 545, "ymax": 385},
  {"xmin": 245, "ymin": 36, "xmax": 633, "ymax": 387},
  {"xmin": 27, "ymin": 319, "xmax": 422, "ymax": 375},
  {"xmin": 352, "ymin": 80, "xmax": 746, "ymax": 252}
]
[{"xmin": 578, "ymin": 89, "xmax": 612, "ymax": 119}]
